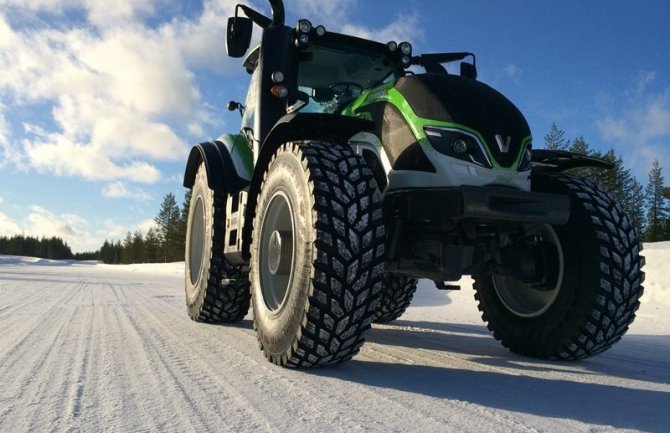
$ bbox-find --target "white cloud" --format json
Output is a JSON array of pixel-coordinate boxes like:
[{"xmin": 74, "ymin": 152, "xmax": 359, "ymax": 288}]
[
  {"xmin": 26, "ymin": 205, "xmax": 87, "ymax": 238},
  {"xmin": 23, "ymin": 134, "xmax": 162, "ymax": 184},
  {"xmin": 0, "ymin": 0, "xmax": 159, "ymax": 27},
  {"xmin": 597, "ymin": 91, "xmax": 670, "ymax": 145},
  {"xmin": 99, "ymin": 218, "xmax": 156, "ymax": 241},
  {"xmin": 292, "ymin": 0, "xmax": 423, "ymax": 44},
  {"xmin": 102, "ymin": 182, "xmax": 152, "ymax": 201},
  {"xmin": 504, "ymin": 64, "xmax": 522, "ymax": 81},
  {"xmin": 341, "ymin": 12, "xmax": 423, "ymax": 44},
  {"xmin": 0, "ymin": 108, "xmax": 23, "ymax": 169},
  {"xmin": 0, "ymin": 205, "xmax": 159, "ymax": 253},
  {"xmin": 635, "ymin": 71, "xmax": 656, "ymax": 95},
  {"xmin": 0, "ymin": 211, "xmax": 21, "ymax": 234},
  {"xmin": 596, "ymin": 75, "xmax": 670, "ymax": 178},
  {"xmin": 1, "ymin": 205, "xmax": 97, "ymax": 252},
  {"xmin": 0, "ymin": 1, "xmax": 243, "ymax": 184},
  {"xmin": 0, "ymin": 196, "xmax": 4, "ymax": 204},
  {"xmin": 292, "ymin": 0, "xmax": 356, "ymax": 27}
]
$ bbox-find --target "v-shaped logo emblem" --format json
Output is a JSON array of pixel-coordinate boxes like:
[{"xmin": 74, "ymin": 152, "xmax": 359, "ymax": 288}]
[{"xmin": 495, "ymin": 135, "xmax": 511, "ymax": 153}]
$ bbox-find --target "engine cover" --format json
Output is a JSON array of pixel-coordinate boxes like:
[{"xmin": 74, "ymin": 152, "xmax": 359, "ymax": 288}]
[{"xmin": 395, "ymin": 73, "xmax": 531, "ymax": 168}]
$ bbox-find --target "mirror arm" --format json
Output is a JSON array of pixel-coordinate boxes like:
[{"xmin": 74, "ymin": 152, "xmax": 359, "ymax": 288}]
[{"xmin": 237, "ymin": 4, "xmax": 272, "ymax": 28}]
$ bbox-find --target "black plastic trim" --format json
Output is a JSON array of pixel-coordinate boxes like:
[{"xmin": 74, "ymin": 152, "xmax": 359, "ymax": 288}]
[
  {"xmin": 183, "ymin": 141, "xmax": 249, "ymax": 193},
  {"xmin": 384, "ymin": 186, "xmax": 570, "ymax": 226},
  {"xmin": 531, "ymin": 149, "xmax": 614, "ymax": 172}
]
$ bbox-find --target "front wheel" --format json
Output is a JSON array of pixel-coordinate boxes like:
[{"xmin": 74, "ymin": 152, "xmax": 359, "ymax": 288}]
[
  {"xmin": 250, "ymin": 141, "xmax": 385, "ymax": 367},
  {"xmin": 473, "ymin": 174, "xmax": 644, "ymax": 360}
]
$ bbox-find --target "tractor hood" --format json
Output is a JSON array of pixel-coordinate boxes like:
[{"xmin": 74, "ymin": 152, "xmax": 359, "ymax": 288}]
[{"xmin": 395, "ymin": 73, "xmax": 531, "ymax": 168}]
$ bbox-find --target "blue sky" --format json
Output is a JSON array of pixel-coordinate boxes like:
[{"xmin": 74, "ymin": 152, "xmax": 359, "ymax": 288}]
[{"xmin": 1, "ymin": 0, "xmax": 669, "ymax": 252}]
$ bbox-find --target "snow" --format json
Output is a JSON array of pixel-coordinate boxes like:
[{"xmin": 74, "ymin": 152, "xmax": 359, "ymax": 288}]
[{"xmin": 0, "ymin": 245, "xmax": 668, "ymax": 433}]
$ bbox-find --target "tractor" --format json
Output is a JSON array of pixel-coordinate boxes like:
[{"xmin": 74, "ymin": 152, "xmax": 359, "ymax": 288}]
[{"xmin": 182, "ymin": 0, "xmax": 644, "ymax": 367}]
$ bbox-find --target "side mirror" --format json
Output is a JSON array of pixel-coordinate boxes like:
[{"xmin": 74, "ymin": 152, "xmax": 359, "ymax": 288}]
[
  {"xmin": 226, "ymin": 17, "xmax": 253, "ymax": 58},
  {"xmin": 460, "ymin": 62, "xmax": 478, "ymax": 80}
]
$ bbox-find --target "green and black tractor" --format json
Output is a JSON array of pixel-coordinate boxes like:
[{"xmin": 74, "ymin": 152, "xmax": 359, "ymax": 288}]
[{"xmin": 182, "ymin": 0, "xmax": 644, "ymax": 367}]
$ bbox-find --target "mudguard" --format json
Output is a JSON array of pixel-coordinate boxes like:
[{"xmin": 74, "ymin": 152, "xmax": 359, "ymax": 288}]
[
  {"xmin": 531, "ymin": 149, "xmax": 614, "ymax": 172},
  {"xmin": 183, "ymin": 134, "xmax": 253, "ymax": 193}
]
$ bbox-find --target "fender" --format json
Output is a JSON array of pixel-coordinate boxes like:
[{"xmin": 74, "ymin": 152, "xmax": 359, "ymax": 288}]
[
  {"xmin": 183, "ymin": 134, "xmax": 253, "ymax": 193},
  {"xmin": 531, "ymin": 149, "xmax": 614, "ymax": 173},
  {"xmin": 239, "ymin": 112, "xmax": 375, "ymax": 259}
]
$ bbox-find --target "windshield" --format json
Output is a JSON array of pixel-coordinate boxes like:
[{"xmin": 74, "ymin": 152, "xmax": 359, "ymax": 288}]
[{"xmin": 298, "ymin": 39, "xmax": 400, "ymax": 113}]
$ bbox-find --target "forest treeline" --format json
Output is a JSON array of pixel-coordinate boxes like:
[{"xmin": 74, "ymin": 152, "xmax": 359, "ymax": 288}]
[
  {"xmin": 0, "ymin": 192, "xmax": 189, "ymax": 263},
  {"xmin": 543, "ymin": 123, "xmax": 669, "ymax": 241},
  {"xmin": 75, "ymin": 192, "xmax": 191, "ymax": 264},
  {"xmin": 2, "ymin": 124, "xmax": 669, "ymax": 263},
  {"xmin": 0, "ymin": 235, "xmax": 74, "ymax": 260}
]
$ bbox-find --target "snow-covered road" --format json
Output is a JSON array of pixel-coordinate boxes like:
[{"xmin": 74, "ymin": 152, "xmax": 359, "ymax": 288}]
[{"xmin": 1, "ymin": 246, "xmax": 668, "ymax": 433}]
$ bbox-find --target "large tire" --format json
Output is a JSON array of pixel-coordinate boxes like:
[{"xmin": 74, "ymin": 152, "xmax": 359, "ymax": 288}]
[
  {"xmin": 184, "ymin": 163, "xmax": 250, "ymax": 322},
  {"xmin": 250, "ymin": 141, "xmax": 385, "ymax": 367},
  {"xmin": 473, "ymin": 174, "xmax": 644, "ymax": 360},
  {"xmin": 374, "ymin": 274, "xmax": 418, "ymax": 323}
]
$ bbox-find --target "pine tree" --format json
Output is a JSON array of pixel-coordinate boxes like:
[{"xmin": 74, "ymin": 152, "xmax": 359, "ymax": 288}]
[
  {"xmin": 645, "ymin": 158, "xmax": 669, "ymax": 242},
  {"xmin": 121, "ymin": 231, "xmax": 134, "ymax": 264},
  {"xmin": 567, "ymin": 136, "xmax": 599, "ymax": 182},
  {"xmin": 175, "ymin": 189, "xmax": 191, "ymax": 261},
  {"xmin": 543, "ymin": 123, "xmax": 568, "ymax": 150},
  {"xmin": 131, "ymin": 231, "xmax": 145, "ymax": 263},
  {"xmin": 155, "ymin": 193, "xmax": 182, "ymax": 262},
  {"xmin": 629, "ymin": 177, "xmax": 646, "ymax": 232},
  {"xmin": 144, "ymin": 227, "xmax": 160, "ymax": 263},
  {"xmin": 113, "ymin": 240, "xmax": 123, "ymax": 264}
]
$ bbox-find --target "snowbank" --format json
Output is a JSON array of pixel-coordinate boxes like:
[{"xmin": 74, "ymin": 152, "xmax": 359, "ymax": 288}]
[{"xmin": 0, "ymin": 255, "xmax": 101, "ymax": 266}]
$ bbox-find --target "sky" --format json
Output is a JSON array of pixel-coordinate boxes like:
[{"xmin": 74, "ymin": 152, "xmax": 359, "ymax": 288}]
[{"xmin": 1, "ymin": 0, "xmax": 669, "ymax": 253}]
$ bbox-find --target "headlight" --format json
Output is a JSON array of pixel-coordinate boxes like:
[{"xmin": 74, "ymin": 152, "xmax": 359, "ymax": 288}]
[
  {"xmin": 387, "ymin": 41, "xmax": 398, "ymax": 52},
  {"xmin": 399, "ymin": 42, "xmax": 412, "ymax": 56},
  {"xmin": 424, "ymin": 126, "xmax": 492, "ymax": 168}
]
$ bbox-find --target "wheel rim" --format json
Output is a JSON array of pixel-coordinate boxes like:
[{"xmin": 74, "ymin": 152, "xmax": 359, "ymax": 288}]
[
  {"xmin": 259, "ymin": 190, "xmax": 295, "ymax": 311},
  {"xmin": 492, "ymin": 224, "xmax": 564, "ymax": 318},
  {"xmin": 187, "ymin": 196, "xmax": 206, "ymax": 292}
]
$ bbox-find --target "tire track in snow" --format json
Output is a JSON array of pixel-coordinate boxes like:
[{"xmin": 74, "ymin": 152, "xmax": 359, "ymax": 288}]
[
  {"xmin": 0, "ymin": 278, "xmax": 82, "ymax": 357},
  {"xmin": 1, "ymin": 282, "xmax": 83, "ymax": 396},
  {"xmin": 2, "ymin": 263, "xmax": 667, "ymax": 433},
  {"xmin": 1, "ymin": 282, "xmax": 94, "ymax": 433},
  {"xmin": 124, "ymin": 285, "xmax": 281, "ymax": 432},
  {"xmin": 60, "ymin": 291, "xmax": 96, "ymax": 433},
  {"xmin": 122, "ymin": 275, "xmax": 533, "ymax": 433},
  {"xmin": 129, "ymin": 284, "xmax": 481, "ymax": 433}
]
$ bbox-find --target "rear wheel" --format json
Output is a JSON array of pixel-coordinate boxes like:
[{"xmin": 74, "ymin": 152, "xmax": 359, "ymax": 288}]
[
  {"xmin": 473, "ymin": 174, "xmax": 644, "ymax": 360},
  {"xmin": 250, "ymin": 141, "xmax": 385, "ymax": 367},
  {"xmin": 184, "ymin": 163, "xmax": 250, "ymax": 322},
  {"xmin": 374, "ymin": 274, "xmax": 418, "ymax": 323}
]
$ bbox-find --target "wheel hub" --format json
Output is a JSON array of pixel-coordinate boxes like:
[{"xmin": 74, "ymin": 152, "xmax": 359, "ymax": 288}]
[
  {"xmin": 259, "ymin": 191, "xmax": 295, "ymax": 311},
  {"xmin": 267, "ymin": 230, "xmax": 292, "ymax": 276},
  {"xmin": 492, "ymin": 224, "xmax": 564, "ymax": 318},
  {"xmin": 187, "ymin": 196, "xmax": 206, "ymax": 290}
]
